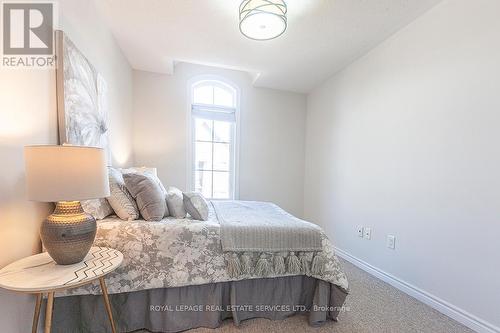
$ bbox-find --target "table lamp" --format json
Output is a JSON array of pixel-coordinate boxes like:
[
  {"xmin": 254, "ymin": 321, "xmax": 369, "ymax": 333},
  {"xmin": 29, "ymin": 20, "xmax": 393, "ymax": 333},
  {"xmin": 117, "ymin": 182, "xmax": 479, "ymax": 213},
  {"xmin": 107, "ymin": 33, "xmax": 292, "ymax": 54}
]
[{"xmin": 24, "ymin": 145, "xmax": 110, "ymax": 265}]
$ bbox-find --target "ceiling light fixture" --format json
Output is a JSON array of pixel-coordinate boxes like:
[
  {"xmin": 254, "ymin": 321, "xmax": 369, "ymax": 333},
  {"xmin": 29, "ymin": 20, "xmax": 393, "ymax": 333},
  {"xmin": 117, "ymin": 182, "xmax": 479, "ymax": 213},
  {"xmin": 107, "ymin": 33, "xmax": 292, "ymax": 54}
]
[{"xmin": 239, "ymin": 0, "xmax": 287, "ymax": 41}]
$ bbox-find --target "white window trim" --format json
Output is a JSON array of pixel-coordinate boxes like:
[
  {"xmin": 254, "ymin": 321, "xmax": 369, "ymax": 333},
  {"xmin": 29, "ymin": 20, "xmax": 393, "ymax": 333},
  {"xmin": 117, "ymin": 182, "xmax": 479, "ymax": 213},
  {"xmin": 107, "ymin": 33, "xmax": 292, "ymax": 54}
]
[{"xmin": 186, "ymin": 75, "xmax": 240, "ymax": 199}]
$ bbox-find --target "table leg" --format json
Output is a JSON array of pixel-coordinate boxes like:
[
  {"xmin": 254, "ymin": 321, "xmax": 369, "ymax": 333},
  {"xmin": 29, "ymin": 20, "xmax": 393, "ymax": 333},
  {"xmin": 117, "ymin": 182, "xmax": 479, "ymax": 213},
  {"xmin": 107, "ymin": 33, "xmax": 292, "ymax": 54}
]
[
  {"xmin": 32, "ymin": 293, "xmax": 42, "ymax": 333},
  {"xmin": 44, "ymin": 292, "xmax": 54, "ymax": 333},
  {"xmin": 99, "ymin": 277, "xmax": 117, "ymax": 333}
]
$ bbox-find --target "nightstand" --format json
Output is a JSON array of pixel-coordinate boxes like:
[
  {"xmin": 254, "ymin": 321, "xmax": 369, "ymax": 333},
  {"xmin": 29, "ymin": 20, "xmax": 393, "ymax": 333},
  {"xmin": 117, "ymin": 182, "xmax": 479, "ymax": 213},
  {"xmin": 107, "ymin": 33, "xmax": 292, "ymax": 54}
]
[{"xmin": 0, "ymin": 247, "xmax": 123, "ymax": 333}]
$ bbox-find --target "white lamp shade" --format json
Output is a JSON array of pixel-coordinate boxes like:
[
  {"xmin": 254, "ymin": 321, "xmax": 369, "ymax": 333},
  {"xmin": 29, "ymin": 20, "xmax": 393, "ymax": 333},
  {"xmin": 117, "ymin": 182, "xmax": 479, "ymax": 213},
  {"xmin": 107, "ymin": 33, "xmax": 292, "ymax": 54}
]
[{"xmin": 24, "ymin": 145, "xmax": 110, "ymax": 202}]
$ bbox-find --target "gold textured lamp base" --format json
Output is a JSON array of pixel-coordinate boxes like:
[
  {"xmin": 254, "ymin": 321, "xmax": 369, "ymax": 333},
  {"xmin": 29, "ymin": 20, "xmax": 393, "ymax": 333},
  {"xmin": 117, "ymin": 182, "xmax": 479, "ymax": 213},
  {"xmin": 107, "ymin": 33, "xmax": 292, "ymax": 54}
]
[{"xmin": 40, "ymin": 201, "xmax": 96, "ymax": 265}]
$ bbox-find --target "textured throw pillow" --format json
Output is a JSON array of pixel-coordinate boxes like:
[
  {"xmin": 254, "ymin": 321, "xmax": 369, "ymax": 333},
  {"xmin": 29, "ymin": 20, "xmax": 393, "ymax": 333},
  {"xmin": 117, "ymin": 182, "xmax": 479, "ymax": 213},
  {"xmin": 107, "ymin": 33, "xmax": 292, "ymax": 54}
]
[
  {"xmin": 123, "ymin": 173, "xmax": 168, "ymax": 221},
  {"xmin": 166, "ymin": 186, "xmax": 187, "ymax": 218},
  {"xmin": 106, "ymin": 167, "xmax": 140, "ymax": 221},
  {"xmin": 81, "ymin": 198, "xmax": 114, "ymax": 220},
  {"xmin": 183, "ymin": 192, "xmax": 209, "ymax": 221}
]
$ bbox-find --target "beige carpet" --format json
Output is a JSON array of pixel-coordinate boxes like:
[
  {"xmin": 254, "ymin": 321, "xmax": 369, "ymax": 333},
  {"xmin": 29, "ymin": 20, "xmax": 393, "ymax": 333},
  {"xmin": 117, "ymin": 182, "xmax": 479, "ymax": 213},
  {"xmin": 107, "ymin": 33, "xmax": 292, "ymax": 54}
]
[{"xmin": 140, "ymin": 258, "xmax": 473, "ymax": 333}]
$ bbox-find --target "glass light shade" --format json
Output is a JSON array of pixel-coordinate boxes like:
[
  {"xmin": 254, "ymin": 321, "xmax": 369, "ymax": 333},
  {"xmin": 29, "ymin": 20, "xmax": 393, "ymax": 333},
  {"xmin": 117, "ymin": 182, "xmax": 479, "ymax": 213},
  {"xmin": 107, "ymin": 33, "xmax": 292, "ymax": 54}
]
[
  {"xmin": 239, "ymin": 0, "xmax": 287, "ymax": 41},
  {"xmin": 24, "ymin": 145, "xmax": 110, "ymax": 202}
]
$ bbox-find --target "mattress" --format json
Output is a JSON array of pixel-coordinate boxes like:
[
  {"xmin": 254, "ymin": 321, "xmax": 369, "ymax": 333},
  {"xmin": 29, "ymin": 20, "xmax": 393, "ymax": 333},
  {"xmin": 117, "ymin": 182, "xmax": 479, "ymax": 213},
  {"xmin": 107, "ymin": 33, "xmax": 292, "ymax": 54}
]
[{"xmin": 59, "ymin": 201, "xmax": 349, "ymax": 298}]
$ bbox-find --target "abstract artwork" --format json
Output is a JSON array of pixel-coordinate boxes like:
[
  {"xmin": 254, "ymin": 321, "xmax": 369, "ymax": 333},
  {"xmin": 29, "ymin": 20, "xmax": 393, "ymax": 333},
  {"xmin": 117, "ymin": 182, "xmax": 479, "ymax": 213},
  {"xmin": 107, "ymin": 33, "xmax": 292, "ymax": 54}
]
[{"xmin": 55, "ymin": 30, "xmax": 110, "ymax": 163}]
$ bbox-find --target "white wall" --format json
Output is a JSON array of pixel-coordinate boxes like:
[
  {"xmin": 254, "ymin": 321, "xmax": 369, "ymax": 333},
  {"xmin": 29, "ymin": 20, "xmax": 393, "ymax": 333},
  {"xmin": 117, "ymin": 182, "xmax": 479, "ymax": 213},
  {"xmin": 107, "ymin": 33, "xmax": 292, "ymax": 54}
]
[
  {"xmin": 304, "ymin": 0, "xmax": 500, "ymax": 331},
  {"xmin": 133, "ymin": 63, "xmax": 307, "ymax": 217},
  {"xmin": 60, "ymin": 0, "xmax": 134, "ymax": 166},
  {"xmin": 0, "ymin": 0, "xmax": 133, "ymax": 331}
]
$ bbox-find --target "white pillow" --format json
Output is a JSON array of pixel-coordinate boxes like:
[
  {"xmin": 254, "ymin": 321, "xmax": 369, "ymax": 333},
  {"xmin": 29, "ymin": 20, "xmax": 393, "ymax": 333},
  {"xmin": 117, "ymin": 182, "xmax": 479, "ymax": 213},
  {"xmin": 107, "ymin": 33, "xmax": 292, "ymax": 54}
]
[
  {"xmin": 166, "ymin": 186, "xmax": 187, "ymax": 218},
  {"xmin": 183, "ymin": 192, "xmax": 209, "ymax": 221},
  {"xmin": 120, "ymin": 167, "xmax": 158, "ymax": 177},
  {"xmin": 81, "ymin": 198, "xmax": 114, "ymax": 220},
  {"xmin": 106, "ymin": 167, "xmax": 140, "ymax": 221}
]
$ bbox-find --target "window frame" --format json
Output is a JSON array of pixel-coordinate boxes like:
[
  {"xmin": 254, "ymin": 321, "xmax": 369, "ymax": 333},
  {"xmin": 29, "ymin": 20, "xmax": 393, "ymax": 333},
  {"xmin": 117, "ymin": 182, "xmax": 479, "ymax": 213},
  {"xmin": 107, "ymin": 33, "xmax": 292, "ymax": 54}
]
[{"xmin": 187, "ymin": 76, "xmax": 240, "ymax": 200}]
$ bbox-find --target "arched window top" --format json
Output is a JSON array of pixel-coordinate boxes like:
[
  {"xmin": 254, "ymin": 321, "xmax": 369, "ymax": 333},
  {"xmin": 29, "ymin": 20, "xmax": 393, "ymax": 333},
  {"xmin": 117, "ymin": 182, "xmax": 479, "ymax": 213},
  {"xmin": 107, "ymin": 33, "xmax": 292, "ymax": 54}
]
[
  {"xmin": 192, "ymin": 79, "xmax": 237, "ymax": 108},
  {"xmin": 188, "ymin": 77, "xmax": 240, "ymax": 200}
]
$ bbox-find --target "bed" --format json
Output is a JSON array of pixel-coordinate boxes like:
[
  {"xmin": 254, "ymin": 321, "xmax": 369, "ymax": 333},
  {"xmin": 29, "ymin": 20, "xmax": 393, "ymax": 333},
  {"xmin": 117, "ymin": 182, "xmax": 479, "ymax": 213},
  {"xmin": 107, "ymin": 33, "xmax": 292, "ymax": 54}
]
[
  {"xmin": 50, "ymin": 201, "xmax": 349, "ymax": 333},
  {"xmin": 51, "ymin": 30, "xmax": 349, "ymax": 332}
]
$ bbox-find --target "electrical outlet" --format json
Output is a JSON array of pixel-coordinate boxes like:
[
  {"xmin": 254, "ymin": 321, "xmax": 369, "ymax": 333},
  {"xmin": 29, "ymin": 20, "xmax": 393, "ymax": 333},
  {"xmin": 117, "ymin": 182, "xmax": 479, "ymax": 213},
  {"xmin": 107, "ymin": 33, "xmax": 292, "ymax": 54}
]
[
  {"xmin": 364, "ymin": 227, "xmax": 371, "ymax": 240},
  {"xmin": 357, "ymin": 226, "xmax": 364, "ymax": 238},
  {"xmin": 387, "ymin": 235, "xmax": 396, "ymax": 249}
]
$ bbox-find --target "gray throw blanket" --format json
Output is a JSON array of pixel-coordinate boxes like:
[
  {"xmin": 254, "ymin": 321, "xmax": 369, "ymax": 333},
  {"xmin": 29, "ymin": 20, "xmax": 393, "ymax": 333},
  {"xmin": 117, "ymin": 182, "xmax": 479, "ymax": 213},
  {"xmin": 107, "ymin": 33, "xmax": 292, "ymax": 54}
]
[{"xmin": 212, "ymin": 200, "xmax": 326, "ymax": 278}]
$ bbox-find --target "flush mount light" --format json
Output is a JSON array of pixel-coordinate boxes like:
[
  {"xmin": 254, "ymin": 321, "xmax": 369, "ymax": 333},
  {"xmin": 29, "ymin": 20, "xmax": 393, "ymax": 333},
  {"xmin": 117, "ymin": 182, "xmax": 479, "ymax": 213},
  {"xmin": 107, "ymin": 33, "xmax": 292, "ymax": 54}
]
[{"xmin": 239, "ymin": 0, "xmax": 287, "ymax": 41}]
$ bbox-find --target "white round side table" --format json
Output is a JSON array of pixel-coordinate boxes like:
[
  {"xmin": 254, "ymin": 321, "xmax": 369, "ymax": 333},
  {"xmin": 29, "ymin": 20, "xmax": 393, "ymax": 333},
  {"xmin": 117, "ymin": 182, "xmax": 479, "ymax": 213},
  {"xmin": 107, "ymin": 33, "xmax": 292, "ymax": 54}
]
[{"xmin": 0, "ymin": 246, "xmax": 123, "ymax": 333}]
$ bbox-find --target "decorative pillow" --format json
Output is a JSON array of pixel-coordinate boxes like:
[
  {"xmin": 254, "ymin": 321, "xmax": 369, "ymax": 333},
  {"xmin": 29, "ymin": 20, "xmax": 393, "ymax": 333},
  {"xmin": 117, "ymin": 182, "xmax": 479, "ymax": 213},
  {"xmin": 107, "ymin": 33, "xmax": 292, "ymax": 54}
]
[
  {"xmin": 106, "ymin": 167, "xmax": 140, "ymax": 221},
  {"xmin": 120, "ymin": 167, "xmax": 158, "ymax": 177},
  {"xmin": 183, "ymin": 192, "xmax": 209, "ymax": 221},
  {"xmin": 81, "ymin": 198, "xmax": 114, "ymax": 220},
  {"xmin": 166, "ymin": 186, "xmax": 187, "ymax": 218},
  {"xmin": 120, "ymin": 167, "xmax": 169, "ymax": 215},
  {"xmin": 124, "ymin": 167, "xmax": 169, "ymax": 216},
  {"xmin": 123, "ymin": 173, "xmax": 168, "ymax": 221}
]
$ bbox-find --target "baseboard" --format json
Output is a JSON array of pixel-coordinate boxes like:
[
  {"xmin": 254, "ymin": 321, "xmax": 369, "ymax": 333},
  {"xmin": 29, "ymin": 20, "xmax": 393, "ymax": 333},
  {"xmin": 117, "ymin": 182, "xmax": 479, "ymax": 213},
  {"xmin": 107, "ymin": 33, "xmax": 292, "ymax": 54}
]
[{"xmin": 334, "ymin": 247, "xmax": 500, "ymax": 333}]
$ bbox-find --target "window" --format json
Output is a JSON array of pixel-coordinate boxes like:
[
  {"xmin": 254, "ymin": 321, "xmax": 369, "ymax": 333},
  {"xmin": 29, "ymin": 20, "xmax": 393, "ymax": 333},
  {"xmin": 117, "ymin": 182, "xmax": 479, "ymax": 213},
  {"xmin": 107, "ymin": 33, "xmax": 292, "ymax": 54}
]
[{"xmin": 189, "ymin": 79, "xmax": 238, "ymax": 199}]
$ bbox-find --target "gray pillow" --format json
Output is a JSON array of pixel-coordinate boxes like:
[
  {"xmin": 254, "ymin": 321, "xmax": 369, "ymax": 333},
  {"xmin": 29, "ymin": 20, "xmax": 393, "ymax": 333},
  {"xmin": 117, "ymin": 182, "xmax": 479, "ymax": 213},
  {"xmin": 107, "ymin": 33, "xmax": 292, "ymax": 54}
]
[
  {"xmin": 123, "ymin": 173, "xmax": 167, "ymax": 221},
  {"xmin": 132, "ymin": 170, "xmax": 169, "ymax": 217},
  {"xmin": 183, "ymin": 192, "xmax": 209, "ymax": 221},
  {"xmin": 166, "ymin": 186, "xmax": 187, "ymax": 218}
]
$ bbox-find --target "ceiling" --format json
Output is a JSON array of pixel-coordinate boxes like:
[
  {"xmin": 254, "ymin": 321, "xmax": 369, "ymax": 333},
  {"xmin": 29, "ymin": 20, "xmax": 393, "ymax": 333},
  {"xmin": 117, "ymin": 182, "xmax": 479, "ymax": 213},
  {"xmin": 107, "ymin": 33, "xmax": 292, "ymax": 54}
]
[{"xmin": 94, "ymin": 0, "xmax": 441, "ymax": 93}]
